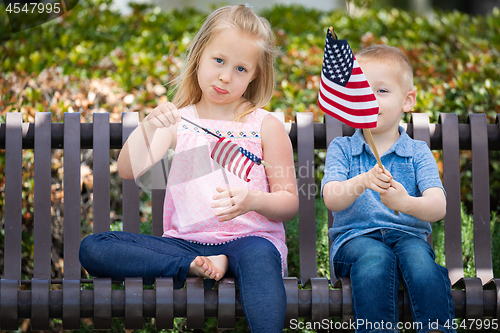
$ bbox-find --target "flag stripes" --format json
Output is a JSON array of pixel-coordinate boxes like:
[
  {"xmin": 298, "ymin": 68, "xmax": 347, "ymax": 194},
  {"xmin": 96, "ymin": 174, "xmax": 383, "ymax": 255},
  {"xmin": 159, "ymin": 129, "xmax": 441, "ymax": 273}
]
[
  {"xmin": 318, "ymin": 29, "xmax": 379, "ymax": 129},
  {"xmin": 211, "ymin": 137, "xmax": 254, "ymax": 182}
]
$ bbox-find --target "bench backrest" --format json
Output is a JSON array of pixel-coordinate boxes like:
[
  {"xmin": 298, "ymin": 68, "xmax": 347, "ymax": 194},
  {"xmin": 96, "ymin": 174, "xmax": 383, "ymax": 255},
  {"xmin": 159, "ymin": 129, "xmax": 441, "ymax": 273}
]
[{"xmin": 1, "ymin": 111, "xmax": 499, "ymax": 290}]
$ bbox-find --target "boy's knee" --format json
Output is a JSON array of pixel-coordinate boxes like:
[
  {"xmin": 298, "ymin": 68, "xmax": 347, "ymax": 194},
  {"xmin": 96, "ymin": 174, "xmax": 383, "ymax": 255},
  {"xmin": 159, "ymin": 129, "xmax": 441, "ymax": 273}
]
[{"xmin": 356, "ymin": 251, "xmax": 396, "ymax": 277}]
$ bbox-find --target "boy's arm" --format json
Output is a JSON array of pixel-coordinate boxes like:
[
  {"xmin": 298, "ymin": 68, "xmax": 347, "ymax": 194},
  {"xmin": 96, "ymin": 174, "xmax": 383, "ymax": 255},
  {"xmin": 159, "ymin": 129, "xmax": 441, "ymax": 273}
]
[
  {"xmin": 379, "ymin": 141, "xmax": 447, "ymax": 222},
  {"xmin": 380, "ymin": 181, "xmax": 446, "ymax": 222},
  {"xmin": 323, "ymin": 165, "xmax": 392, "ymax": 212}
]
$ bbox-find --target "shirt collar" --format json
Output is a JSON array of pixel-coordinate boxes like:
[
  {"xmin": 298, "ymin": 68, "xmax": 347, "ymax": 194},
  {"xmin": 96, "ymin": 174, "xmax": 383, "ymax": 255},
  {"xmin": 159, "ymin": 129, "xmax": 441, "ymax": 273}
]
[{"xmin": 351, "ymin": 126, "xmax": 413, "ymax": 158}]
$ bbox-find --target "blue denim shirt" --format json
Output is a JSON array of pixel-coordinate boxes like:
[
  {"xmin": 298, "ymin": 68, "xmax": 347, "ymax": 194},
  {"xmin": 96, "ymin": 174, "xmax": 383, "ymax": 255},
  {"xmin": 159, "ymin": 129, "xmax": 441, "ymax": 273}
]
[{"xmin": 321, "ymin": 126, "xmax": 445, "ymax": 260}]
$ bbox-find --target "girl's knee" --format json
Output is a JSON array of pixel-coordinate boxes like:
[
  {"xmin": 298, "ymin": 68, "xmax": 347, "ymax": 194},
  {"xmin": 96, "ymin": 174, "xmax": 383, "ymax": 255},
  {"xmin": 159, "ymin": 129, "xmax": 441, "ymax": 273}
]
[
  {"xmin": 79, "ymin": 232, "xmax": 114, "ymax": 265},
  {"xmin": 240, "ymin": 237, "xmax": 280, "ymax": 260},
  {"xmin": 228, "ymin": 237, "xmax": 282, "ymax": 275}
]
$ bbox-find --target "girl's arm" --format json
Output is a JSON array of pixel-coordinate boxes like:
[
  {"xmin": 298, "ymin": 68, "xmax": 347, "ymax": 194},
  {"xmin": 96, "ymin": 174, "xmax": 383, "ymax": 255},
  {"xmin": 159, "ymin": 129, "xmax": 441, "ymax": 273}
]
[
  {"xmin": 117, "ymin": 103, "xmax": 179, "ymax": 180},
  {"xmin": 253, "ymin": 114, "xmax": 299, "ymax": 221},
  {"xmin": 212, "ymin": 115, "xmax": 298, "ymax": 222}
]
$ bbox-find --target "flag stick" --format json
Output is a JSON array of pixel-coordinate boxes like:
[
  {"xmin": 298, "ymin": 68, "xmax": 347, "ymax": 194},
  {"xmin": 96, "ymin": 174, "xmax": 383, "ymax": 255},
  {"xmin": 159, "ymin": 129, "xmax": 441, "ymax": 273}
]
[
  {"xmin": 181, "ymin": 116, "xmax": 220, "ymax": 139},
  {"xmin": 363, "ymin": 129, "xmax": 383, "ymax": 169},
  {"xmin": 180, "ymin": 116, "xmax": 269, "ymax": 167},
  {"xmin": 329, "ymin": 26, "xmax": 399, "ymax": 215},
  {"xmin": 363, "ymin": 129, "xmax": 399, "ymax": 215}
]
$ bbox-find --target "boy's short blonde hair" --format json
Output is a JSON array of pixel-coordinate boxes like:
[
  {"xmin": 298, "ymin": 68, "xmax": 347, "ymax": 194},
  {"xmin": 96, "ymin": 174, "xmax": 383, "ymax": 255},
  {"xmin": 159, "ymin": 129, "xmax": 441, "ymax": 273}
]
[
  {"xmin": 356, "ymin": 45, "xmax": 413, "ymax": 91},
  {"xmin": 172, "ymin": 5, "xmax": 277, "ymax": 122}
]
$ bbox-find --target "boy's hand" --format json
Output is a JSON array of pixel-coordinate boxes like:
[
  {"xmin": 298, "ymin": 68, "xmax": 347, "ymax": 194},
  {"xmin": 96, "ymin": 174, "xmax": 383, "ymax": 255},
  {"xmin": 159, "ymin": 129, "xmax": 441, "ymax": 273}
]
[
  {"xmin": 380, "ymin": 179, "xmax": 410, "ymax": 212},
  {"xmin": 364, "ymin": 165, "xmax": 393, "ymax": 194},
  {"xmin": 144, "ymin": 102, "xmax": 181, "ymax": 129}
]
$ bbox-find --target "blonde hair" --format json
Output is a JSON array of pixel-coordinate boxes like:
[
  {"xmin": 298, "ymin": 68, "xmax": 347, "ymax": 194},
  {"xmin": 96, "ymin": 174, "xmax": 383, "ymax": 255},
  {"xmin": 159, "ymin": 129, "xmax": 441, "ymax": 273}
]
[
  {"xmin": 172, "ymin": 5, "xmax": 277, "ymax": 122},
  {"xmin": 356, "ymin": 45, "xmax": 414, "ymax": 91}
]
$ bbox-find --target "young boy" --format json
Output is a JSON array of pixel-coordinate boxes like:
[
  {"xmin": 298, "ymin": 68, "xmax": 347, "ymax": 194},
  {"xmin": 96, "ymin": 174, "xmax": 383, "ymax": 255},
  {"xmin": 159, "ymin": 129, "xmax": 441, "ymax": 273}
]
[{"xmin": 321, "ymin": 45, "xmax": 456, "ymax": 333}]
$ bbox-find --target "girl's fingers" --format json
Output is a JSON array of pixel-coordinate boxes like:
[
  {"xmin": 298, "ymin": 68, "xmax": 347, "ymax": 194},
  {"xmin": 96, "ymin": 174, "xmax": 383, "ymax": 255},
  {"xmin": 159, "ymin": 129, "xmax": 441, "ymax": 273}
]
[
  {"xmin": 162, "ymin": 103, "xmax": 178, "ymax": 126},
  {"xmin": 147, "ymin": 102, "xmax": 179, "ymax": 129},
  {"xmin": 215, "ymin": 206, "xmax": 236, "ymax": 220},
  {"xmin": 211, "ymin": 198, "xmax": 233, "ymax": 209}
]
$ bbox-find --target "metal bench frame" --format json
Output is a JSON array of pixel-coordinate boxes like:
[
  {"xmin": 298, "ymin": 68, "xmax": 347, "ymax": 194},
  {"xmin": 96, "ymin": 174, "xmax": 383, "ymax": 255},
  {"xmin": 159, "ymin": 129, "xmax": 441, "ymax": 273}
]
[{"xmin": 1, "ymin": 111, "xmax": 499, "ymax": 330}]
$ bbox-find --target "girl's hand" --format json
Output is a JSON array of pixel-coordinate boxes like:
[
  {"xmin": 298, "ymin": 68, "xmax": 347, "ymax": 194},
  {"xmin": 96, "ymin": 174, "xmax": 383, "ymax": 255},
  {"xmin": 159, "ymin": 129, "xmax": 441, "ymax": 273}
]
[
  {"xmin": 380, "ymin": 179, "xmax": 410, "ymax": 212},
  {"xmin": 211, "ymin": 186, "xmax": 255, "ymax": 222},
  {"xmin": 144, "ymin": 102, "xmax": 181, "ymax": 129},
  {"xmin": 363, "ymin": 165, "xmax": 393, "ymax": 194}
]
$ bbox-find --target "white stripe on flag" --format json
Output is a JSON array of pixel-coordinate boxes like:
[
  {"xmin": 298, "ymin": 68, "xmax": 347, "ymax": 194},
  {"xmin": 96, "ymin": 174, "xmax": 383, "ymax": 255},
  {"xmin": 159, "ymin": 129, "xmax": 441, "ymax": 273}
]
[
  {"xmin": 320, "ymin": 72, "xmax": 375, "ymax": 96},
  {"xmin": 318, "ymin": 94, "xmax": 378, "ymax": 124},
  {"xmin": 319, "ymin": 84, "xmax": 379, "ymax": 110}
]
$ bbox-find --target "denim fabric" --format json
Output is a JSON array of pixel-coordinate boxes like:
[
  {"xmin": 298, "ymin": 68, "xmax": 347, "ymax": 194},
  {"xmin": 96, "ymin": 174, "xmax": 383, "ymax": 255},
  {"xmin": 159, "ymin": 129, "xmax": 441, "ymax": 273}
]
[
  {"xmin": 333, "ymin": 229, "xmax": 455, "ymax": 333},
  {"xmin": 321, "ymin": 127, "xmax": 446, "ymax": 261},
  {"xmin": 79, "ymin": 232, "xmax": 285, "ymax": 332}
]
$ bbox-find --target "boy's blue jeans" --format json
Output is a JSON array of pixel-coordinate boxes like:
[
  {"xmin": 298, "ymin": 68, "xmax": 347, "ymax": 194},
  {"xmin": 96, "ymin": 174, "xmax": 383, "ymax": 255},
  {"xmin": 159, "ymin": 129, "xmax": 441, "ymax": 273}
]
[
  {"xmin": 79, "ymin": 232, "xmax": 285, "ymax": 333},
  {"xmin": 332, "ymin": 229, "xmax": 456, "ymax": 333}
]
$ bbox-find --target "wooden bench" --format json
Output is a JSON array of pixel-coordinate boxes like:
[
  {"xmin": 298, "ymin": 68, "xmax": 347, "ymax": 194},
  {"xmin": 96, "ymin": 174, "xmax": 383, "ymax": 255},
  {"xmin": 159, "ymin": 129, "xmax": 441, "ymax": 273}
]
[{"xmin": 0, "ymin": 111, "xmax": 499, "ymax": 330}]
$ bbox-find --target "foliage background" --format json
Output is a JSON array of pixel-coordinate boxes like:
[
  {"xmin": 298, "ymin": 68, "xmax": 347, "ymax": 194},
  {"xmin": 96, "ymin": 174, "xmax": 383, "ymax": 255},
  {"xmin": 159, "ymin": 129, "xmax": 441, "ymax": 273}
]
[{"xmin": 1, "ymin": 0, "xmax": 500, "ymax": 331}]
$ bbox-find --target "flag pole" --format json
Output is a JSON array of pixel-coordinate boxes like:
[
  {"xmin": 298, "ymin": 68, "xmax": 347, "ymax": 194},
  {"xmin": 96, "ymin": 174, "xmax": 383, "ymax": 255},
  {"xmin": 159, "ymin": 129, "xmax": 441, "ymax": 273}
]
[{"xmin": 329, "ymin": 27, "xmax": 399, "ymax": 215}]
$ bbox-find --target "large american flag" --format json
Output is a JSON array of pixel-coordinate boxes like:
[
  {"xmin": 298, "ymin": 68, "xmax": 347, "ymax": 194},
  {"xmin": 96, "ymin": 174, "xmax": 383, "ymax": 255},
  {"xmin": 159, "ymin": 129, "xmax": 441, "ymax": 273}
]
[
  {"xmin": 318, "ymin": 29, "xmax": 379, "ymax": 128},
  {"xmin": 211, "ymin": 137, "xmax": 262, "ymax": 182}
]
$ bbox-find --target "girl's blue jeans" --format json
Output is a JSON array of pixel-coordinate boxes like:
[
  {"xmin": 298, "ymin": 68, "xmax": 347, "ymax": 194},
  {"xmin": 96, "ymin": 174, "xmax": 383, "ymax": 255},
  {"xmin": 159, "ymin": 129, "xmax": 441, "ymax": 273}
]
[
  {"xmin": 333, "ymin": 229, "xmax": 456, "ymax": 333},
  {"xmin": 79, "ymin": 232, "xmax": 285, "ymax": 333}
]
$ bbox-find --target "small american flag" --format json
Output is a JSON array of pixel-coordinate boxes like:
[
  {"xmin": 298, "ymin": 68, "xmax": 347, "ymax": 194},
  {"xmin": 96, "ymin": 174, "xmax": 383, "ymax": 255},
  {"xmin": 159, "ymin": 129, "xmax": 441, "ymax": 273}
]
[
  {"xmin": 211, "ymin": 137, "xmax": 265, "ymax": 182},
  {"xmin": 318, "ymin": 29, "xmax": 379, "ymax": 128}
]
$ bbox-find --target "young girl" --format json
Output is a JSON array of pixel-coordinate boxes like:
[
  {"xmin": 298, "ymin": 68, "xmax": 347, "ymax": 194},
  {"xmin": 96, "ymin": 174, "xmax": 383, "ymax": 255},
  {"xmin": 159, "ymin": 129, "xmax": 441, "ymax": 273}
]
[{"xmin": 79, "ymin": 5, "xmax": 298, "ymax": 332}]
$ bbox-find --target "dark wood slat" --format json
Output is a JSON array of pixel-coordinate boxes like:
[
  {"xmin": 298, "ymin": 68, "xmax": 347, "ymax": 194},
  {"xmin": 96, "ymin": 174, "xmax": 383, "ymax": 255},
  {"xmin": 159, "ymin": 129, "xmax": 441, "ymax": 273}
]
[
  {"xmin": 296, "ymin": 113, "xmax": 317, "ymax": 285},
  {"xmin": 469, "ymin": 114, "xmax": 493, "ymax": 284},
  {"xmin": 62, "ymin": 279, "xmax": 81, "ymax": 329},
  {"xmin": 93, "ymin": 113, "xmax": 111, "ymax": 234},
  {"xmin": 340, "ymin": 277, "xmax": 354, "ymax": 322},
  {"xmin": 4, "ymin": 113, "xmax": 23, "ymax": 280},
  {"xmin": 411, "ymin": 113, "xmax": 434, "ymax": 247},
  {"xmin": 186, "ymin": 277, "xmax": 204, "ymax": 329},
  {"xmin": 152, "ymin": 189, "xmax": 166, "ymax": 237},
  {"xmin": 324, "ymin": 114, "xmax": 343, "ymax": 285},
  {"xmin": 411, "ymin": 113, "xmax": 431, "ymax": 147},
  {"xmin": 310, "ymin": 277, "xmax": 329, "ymax": 323},
  {"xmin": 0, "ymin": 279, "xmax": 19, "ymax": 330},
  {"xmin": 63, "ymin": 113, "xmax": 81, "ymax": 279},
  {"xmin": 125, "ymin": 277, "xmax": 143, "ymax": 329},
  {"xmin": 33, "ymin": 112, "xmax": 52, "ymax": 279},
  {"xmin": 62, "ymin": 113, "xmax": 82, "ymax": 330},
  {"xmin": 440, "ymin": 113, "xmax": 464, "ymax": 286},
  {"xmin": 155, "ymin": 277, "xmax": 174, "ymax": 329},
  {"xmin": 283, "ymin": 277, "xmax": 299, "ymax": 328},
  {"xmin": 122, "ymin": 112, "xmax": 140, "ymax": 234},
  {"xmin": 217, "ymin": 278, "xmax": 236, "ymax": 329},
  {"xmin": 151, "ymin": 151, "xmax": 168, "ymax": 237},
  {"xmin": 31, "ymin": 279, "xmax": 50, "ymax": 330},
  {"xmin": 93, "ymin": 278, "xmax": 112, "ymax": 329}
]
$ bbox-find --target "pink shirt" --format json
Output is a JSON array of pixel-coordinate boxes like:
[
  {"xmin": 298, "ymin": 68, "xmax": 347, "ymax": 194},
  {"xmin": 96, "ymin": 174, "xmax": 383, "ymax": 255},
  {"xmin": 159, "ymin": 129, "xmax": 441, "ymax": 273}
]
[{"xmin": 163, "ymin": 105, "xmax": 287, "ymax": 274}]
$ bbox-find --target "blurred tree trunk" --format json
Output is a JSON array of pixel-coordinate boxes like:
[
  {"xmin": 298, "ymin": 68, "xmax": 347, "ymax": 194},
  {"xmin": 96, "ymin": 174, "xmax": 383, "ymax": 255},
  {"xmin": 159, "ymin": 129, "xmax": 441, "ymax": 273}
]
[{"xmin": 411, "ymin": 0, "xmax": 432, "ymax": 12}]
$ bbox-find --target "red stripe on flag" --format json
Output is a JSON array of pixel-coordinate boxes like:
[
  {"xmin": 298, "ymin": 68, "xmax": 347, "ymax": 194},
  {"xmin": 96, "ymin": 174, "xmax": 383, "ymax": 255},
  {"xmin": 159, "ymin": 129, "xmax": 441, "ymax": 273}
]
[
  {"xmin": 318, "ymin": 90, "xmax": 379, "ymax": 117},
  {"xmin": 319, "ymin": 105, "xmax": 377, "ymax": 128},
  {"xmin": 321, "ymin": 79, "xmax": 377, "ymax": 103},
  {"xmin": 211, "ymin": 137, "xmax": 254, "ymax": 182},
  {"xmin": 344, "ymin": 80, "xmax": 371, "ymax": 89},
  {"xmin": 351, "ymin": 67, "xmax": 363, "ymax": 75}
]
